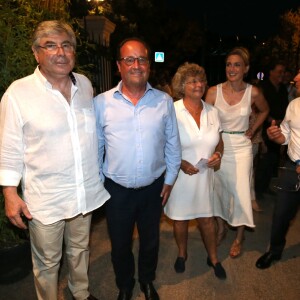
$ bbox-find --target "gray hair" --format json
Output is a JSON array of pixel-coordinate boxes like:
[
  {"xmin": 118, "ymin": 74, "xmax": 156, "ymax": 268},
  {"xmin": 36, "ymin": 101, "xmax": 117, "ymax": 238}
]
[
  {"xmin": 32, "ymin": 20, "xmax": 76, "ymax": 49},
  {"xmin": 172, "ymin": 62, "xmax": 207, "ymax": 100}
]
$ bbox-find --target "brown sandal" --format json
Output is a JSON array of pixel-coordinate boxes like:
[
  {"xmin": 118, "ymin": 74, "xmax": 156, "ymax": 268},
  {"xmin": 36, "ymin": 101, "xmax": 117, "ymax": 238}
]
[{"xmin": 229, "ymin": 239, "xmax": 242, "ymax": 258}]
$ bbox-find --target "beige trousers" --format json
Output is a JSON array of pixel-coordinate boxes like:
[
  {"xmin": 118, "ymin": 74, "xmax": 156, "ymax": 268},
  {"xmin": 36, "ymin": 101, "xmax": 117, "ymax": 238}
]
[{"xmin": 29, "ymin": 213, "xmax": 92, "ymax": 300}]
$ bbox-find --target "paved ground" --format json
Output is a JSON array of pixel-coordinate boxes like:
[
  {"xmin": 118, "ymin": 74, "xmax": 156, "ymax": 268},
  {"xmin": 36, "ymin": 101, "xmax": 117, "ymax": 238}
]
[{"xmin": 1, "ymin": 189, "xmax": 300, "ymax": 300}]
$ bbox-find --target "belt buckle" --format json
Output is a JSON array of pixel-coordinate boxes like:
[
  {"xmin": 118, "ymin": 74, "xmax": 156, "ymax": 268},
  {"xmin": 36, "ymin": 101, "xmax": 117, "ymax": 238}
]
[{"xmin": 133, "ymin": 186, "xmax": 144, "ymax": 190}]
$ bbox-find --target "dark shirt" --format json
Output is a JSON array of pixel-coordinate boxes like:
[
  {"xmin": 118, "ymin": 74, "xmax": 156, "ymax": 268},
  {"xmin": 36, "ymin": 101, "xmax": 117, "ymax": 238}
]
[
  {"xmin": 258, "ymin": 78, "xmax": 289, "ymax": 152},
  {"xmin": 258, "ymin": 78, "xmax": 289, "ymax": 123}
]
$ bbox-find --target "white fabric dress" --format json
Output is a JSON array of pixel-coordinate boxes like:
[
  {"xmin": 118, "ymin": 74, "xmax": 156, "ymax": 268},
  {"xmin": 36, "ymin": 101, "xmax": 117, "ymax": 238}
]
[
  {"xmin": 213, "ymin": 83, "xmax": 254, "ymax": 227},
  {"xmin": 164, "ymin": 99, "xmax": 222, "ymax": 220}
]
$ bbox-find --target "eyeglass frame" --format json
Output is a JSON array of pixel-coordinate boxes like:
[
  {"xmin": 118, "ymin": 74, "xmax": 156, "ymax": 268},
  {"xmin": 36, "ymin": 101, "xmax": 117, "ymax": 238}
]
[
  {"xmin": 37, "ymin": 42, "xmax": 75, "ymax": 53},
  {"xmin": 118, "ymin": 56, "xmax": 149, "ymax": 66}
]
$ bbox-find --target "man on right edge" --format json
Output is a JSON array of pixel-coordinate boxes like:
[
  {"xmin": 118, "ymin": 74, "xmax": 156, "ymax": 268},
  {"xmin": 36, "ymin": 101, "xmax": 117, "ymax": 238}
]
[
  {"xmin": 255, "ymin": 61, "xmax": 289, "ymax": 196},
  {"xmin": 256, "ymin": 69, "xmax": 300, "ymax": 269},
  {"xmin": 94, "ymin": 37, "xmax": 181, "ymax": 300}
]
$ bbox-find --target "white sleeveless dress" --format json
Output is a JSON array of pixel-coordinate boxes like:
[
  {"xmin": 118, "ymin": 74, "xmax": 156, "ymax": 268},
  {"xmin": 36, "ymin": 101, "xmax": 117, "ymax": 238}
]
[
  {"xmin": 164, "ymin": 99, "xmax": 222, "ymax": 220},
  {"xmin": 213, "ymin": 83, "xmax": 254, "ymax": 227}
]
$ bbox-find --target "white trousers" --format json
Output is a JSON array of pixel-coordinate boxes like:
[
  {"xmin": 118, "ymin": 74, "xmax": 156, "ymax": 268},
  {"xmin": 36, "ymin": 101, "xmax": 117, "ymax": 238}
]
[{"xmin": 29, "ymin": 213, "xmax": 92, "ymax": 300}]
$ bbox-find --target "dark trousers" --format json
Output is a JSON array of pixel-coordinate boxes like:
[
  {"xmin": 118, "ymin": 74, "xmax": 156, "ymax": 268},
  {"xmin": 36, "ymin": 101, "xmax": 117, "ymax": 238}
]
[
  {"xmin": 104, "ymin": 175, "xmax": 164, "ymax": 291},
  {"xmin": 270, "ymin": 159, "xmax": 300, "ymax": 256},
  {"xmin": 255, "ymin": 144, "xmax": 281, "ymax": 194}
]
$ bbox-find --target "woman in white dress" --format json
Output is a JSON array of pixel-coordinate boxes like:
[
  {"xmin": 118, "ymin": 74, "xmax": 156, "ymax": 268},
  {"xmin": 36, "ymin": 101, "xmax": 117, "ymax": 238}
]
[
  {"xmin": 205, "ymin": 47, "xmax": 269, "ymax": 258},
  {"xmin": 164, "ymin": 63, "xmax": 226, "ymax": 279}
]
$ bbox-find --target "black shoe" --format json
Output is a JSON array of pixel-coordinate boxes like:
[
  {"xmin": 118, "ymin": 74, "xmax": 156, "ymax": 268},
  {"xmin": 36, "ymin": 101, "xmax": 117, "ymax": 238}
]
[
  {"xmin": 117, "ymin": 290, "xmax": 133, "ymax": 300},
  {"xmin": 207, "ymin": 257, "xmax": 227, "ymax": 280},
  {"xmin": 256, "ymin": 251, "xmax": 281, "ymax": 269},
  {"xmin": 174, "ymin": 257, "xmax": 186, "ymax": 273},
  {"xmin": 140, "ymin": 282, "xmax": 159, "ymax": 300}
]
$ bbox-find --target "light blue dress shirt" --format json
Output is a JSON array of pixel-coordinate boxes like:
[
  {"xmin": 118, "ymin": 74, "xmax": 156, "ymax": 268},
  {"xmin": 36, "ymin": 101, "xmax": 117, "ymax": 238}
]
[{"xmin": 94, "ymin": 81, "xmax": 181, "ymax": 189}]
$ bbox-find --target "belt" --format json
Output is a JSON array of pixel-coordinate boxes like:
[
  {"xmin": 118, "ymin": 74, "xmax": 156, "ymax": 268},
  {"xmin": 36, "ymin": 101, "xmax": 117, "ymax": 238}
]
[
  {"xmin": 222, "ymin": 131, "xmax": 245, "ymax": 134},
  {"xmin": 128, "ymin": 185, "xmax": 150, "ymax": 191},
  {"xmin": 106, "ymin": 174, "xmax": 164, "ymax": 191}
]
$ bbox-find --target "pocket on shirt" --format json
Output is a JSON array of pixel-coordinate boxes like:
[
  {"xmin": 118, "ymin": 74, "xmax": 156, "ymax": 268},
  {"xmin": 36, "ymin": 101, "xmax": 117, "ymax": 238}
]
[
  {"xmin": 83, "ymin": 108, "xmax": 96, "ymax": 133},
  {"xmin": 240, "ymin": 107, "xmax": 248, "ymax": 116}
]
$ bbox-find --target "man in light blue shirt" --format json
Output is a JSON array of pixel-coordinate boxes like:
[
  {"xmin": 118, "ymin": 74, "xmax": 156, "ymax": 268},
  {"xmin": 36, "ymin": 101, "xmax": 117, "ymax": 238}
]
[{"xmin": 94, "ymin": 37, "xmax": 181, "ymax": 300}]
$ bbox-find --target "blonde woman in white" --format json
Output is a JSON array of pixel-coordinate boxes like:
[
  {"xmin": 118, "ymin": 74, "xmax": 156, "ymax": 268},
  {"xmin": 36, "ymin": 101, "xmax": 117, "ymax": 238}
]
[{"xmin": 205, "ymin": 47, "xmax": 269, "ymax": 258}]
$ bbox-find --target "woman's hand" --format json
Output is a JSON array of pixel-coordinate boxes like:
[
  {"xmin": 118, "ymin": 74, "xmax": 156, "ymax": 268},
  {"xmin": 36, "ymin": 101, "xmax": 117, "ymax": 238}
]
[
  {"xmin": 181, "ymin": 160, "xmax": 199, "ymax": 176},
  {"xmin": 207, "ymin": 152, "xmax": 222, "ymax": 168},
  {"xmin": 245, "ymin": 128, "xmax": 254, "ymax": 139}
]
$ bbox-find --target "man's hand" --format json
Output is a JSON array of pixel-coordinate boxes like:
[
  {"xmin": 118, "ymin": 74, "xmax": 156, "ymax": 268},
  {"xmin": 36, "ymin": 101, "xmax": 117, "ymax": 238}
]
[
  {"xmin": 160, "ymin": 184, "xmax": 173, "ymax": 206},
  {"xmin": 3, "ymin": 187, "xmax": 32, "ymax": 229},
  {"xmin": 267, "ymin": 120, "xmax": 285, "ymax": 144}
]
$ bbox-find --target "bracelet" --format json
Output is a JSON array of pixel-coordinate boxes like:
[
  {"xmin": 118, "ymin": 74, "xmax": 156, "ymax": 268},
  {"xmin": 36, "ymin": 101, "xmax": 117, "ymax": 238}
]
[
  {"xmin": 295, "ymin": 160, "xmax": 300, "ymax": 166},
  {"xmin": 215, "ymin": 151, "xmax": 222, "ymax": 158}
]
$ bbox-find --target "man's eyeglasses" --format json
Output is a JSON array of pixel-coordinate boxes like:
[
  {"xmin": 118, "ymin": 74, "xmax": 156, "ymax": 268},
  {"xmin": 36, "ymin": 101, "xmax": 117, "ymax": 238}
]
[
  {"xmin": 38, "ymin": 43, "xmax": 74, "ymax": 54},
  {"xmin": 119, "ymin": 56, "xmax": 149, "ymax": 66}
]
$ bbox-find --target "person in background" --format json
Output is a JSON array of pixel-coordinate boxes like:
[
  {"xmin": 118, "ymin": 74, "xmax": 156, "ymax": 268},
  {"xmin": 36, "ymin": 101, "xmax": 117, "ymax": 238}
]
[
  {"xmin": 153, "ymin": 69, "xmax": 173, "ymax": 96},
  {"xmin": 94, "ymin": 37, "xmax": 181, "ymax": 300},
  {"xmin": 255, "ymin": 61, "xmax": 289, "ymax": 197},
  {"xmin": 283, "ymin": 68, "xmax": 297, "ymax": 102},
  {"xmin": 256, "ymin": 69, "xmax": 300, "ymax": 269},
  {"xmin": 164, "ymin": 62, "xmax": 226, "ymax": 280},
  {"xmin": 0, "ymin": 20, "xmax": 110, "ymax": 300},
  {"xmin": 205, "ymin": 47, "xmax": 269, "ymax": 258},
  {"xmin": 249, "ymin": 106, "xmax": 264, "ymax": 212}
]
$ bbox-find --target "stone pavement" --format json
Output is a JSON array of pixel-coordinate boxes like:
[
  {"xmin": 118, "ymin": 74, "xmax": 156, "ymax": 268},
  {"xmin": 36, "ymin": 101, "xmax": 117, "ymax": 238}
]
[{"xmin": 1, "ymin": 191, "xmax": 300, "ymax": 300}]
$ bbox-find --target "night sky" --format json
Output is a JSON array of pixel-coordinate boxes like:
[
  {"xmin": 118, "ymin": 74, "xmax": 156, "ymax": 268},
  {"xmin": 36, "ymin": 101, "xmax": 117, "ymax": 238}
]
[{"xmin": 168, "ymin": 0, "xmax": 300, "ymax": 39}]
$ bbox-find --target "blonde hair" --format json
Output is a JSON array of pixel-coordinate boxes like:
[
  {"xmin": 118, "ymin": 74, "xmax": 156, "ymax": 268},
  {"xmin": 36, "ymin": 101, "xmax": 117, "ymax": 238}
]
[
  {"xmin": 172, "ymin": 62, "xmax": 207, "ymax": 100},
  {"xmin": 226, "ymin": 47, "xmax": 250, "ymax": 66}
]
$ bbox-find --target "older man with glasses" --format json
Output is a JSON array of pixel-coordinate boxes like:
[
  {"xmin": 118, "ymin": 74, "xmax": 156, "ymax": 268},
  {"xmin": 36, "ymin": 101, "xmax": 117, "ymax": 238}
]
[
  {"xmin": 256, "ymin": 70, "xmax": 300, "ymax": 269},
  {"xmin": 94, "ymin": 37, "xmax": 181, "ymax": 300},
  {"xmin": 0, "ymin": 20, "xmax": 110, "ymax": 300}
]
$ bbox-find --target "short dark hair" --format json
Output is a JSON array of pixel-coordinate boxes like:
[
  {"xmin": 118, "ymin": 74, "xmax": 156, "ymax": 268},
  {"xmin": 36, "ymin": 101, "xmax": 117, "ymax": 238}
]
[
  {"xmin": 267, "ymin": 60, "xmax": 286, "ymax": 74},
  {"xmin": 116, "ymin": 37, "xmax": 151, "ymax": 61}
]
